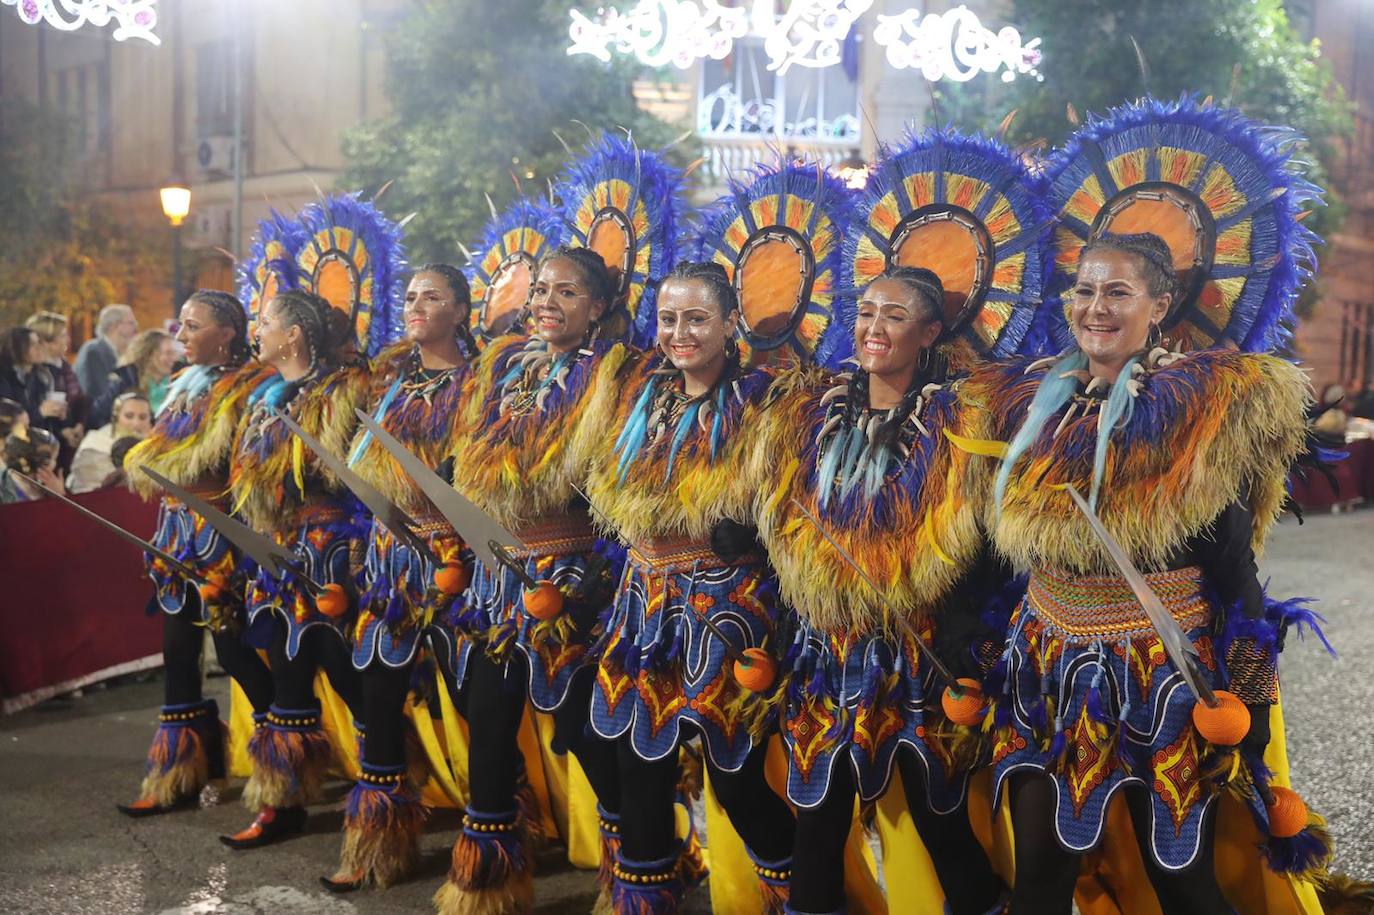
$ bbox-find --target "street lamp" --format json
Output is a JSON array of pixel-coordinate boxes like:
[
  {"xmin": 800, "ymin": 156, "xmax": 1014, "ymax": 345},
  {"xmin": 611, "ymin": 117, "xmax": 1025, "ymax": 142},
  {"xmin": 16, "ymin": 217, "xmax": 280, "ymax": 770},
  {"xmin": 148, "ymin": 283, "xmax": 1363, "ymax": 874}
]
[
  {"xmin": 159, "ymin": 181, "xmax": 191, "ymax": 316},
  {"xmin": 837, "ymin": 152, "xmax": 869, "ymax": 190}
]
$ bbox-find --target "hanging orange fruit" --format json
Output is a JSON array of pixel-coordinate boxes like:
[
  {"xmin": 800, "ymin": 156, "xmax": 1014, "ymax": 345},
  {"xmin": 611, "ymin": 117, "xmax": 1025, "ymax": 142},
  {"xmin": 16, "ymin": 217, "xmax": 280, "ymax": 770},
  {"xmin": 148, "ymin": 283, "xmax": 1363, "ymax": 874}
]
[
  {"xmin": 942, "ymin": 677, "xmax": 988, "ymax": 727},
  {"xmin": 733, "ymin": 648, "xmax": 778, "ymax": 693},
  {"xmin": 523, "ymin": 581, "xmax": 565, "ymax": 620},
  {"xmin": 433, "ymin": 562, "xmax": 471, "ymax": 596},
  {"xmin": 1265, "ymin": 786, "xmax": 1309, "ymax": 839},
  {"xmin": 315, "ymin": 583, "xmax": 351, "ymax": 618},
  {"xmin": 1191, "ymin": 690, "xmax": 1250, "ymax": 746}
]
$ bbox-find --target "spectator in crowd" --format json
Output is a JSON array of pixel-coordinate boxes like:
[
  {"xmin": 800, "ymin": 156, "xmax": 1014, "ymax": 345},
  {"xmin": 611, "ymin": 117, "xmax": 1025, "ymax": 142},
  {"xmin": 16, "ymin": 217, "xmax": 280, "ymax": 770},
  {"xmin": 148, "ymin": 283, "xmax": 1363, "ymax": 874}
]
[
  {"xmin": 69, "ymin": 391, "xmax": 152, "ymax": 493},
  {"xmin": 0, "ymin": 327, "xmax": 70, "ymax": 442},
  {"xmin": 89, "ymin": 328, "xmax": 176, "ymax": 426},
  {"xmin": 74, "ymin": 304, "xmax": 138, "ymax": 407},
  {"xmin": 25, "ymin": 311, "xmax": 88, "ymax": 462},
  {"xmin": 0, "ymin": 400, "xmax": 28, "ymax": 473},
  {"xmin": 101, "ymin": 435, "xmax": 142, "ymax": 490},
  {"xmin": 0, "ymin": 426, "xmax": 63, "ymax": 503}
]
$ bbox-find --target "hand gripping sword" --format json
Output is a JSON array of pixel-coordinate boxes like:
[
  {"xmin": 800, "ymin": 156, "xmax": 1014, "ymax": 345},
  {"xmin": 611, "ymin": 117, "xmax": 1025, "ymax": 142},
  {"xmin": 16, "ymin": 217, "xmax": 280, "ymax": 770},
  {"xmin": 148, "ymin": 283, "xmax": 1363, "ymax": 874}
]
[
  {"xmin": 789, "ymin": 497, "xmax": 958, "ymax": 688},
  {"xmin": 1063, "ymin": 483, "xmax": 1218, "ymax": 707},
  {"xmin": 273, "ymin": 408, "xmax": 442, "ymax": 567},
  {"xmin": 139, "ymin": 466, "xmax": 326, "ymax": 597},
  {"xmin": 14, "ymin": 471, "xmax": 203, "ymax": 583}
]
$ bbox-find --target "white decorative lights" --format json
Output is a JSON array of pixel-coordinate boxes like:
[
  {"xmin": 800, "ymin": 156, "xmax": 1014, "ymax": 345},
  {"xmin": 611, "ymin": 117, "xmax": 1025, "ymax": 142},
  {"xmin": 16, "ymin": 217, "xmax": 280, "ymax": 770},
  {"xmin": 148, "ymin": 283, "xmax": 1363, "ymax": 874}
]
[
  {"xmin": 567, "ymin": 0, "xmax": 1041, "ymax": 83},
  {"xmin": 3, "ymin": 0, "xmax": 159, "ymax": 44}
]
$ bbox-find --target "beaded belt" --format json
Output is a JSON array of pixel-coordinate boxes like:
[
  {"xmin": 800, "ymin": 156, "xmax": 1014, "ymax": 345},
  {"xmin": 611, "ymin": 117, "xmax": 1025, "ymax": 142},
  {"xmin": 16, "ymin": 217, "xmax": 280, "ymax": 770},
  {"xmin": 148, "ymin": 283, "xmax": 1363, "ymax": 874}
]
[
  {"xmin": 1027, "ymin": 565, "xmax": 1211, "ymax": 645},
  {"xmin": 509, "ymin": 512, "xmax": 597, "ymax": 559},
  {"xmin": 628, "ymin": 535, "xmax": 723, "ymax": 574},
  {"xmin": 294, "ymin": 502, "xmax": 349, "ymax": 526},
  {"xmin": 163, "ymin": 481, "xmax": 229, "ymax": 512},
  {"xmin": 408, "ymin": 509, "xmax": 453, "ymax": 539}
]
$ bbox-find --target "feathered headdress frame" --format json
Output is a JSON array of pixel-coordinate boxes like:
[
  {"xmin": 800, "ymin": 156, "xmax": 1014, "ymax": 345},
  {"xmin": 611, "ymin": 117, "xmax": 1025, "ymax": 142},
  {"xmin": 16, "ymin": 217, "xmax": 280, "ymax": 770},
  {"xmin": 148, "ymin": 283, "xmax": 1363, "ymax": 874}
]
[
  {"xmin": 845, "ymin": 127, "xmax": 1053, "ymax": 360},
  {"xmin": 553, "ymin": 134, "xmax": 684, "ymax": 349},
  {"xmin": 1042, "ymin": 94, "xmax": 1323, "ymax": 354},
  {"xmin": 464, "ymin": 196, "xmax": 564, "ymax": 345},
  {"xmin": 295, "ymin": 192, "xmax": 408, "ymax": 358},
  {"xmin": 238, "ymin": 210, "xmax": 308, "ymax": 335},
  {"xmin": 687, "ymin": 157, "xmax": 859, "ymax": 370}
]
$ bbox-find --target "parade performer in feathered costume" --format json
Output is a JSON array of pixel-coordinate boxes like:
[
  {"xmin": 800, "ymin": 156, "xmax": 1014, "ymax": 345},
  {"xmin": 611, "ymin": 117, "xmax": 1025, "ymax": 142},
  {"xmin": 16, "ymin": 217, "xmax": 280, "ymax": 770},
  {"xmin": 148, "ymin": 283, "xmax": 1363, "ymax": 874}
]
[
  {"xmin": 749, "ymin": 131, "xmax": 1050, "ymax": 915},
  {"xmin": 218, "ymin": 287, "xmax": 372, "ymax": 850},
  {"xmin": 586, "ymin": 260, "xmax": 796, "ymax": 915},
  {"xmin": 117, "ymin": 290, "xmax": 275, "ymax": 817},
  {"xmin": 966, "ymin": 96, "xmax": 1338, "ymax": 914},
  {"xmin": 320, "ymin": 263, "xmax": 479, "ymax": 892}
]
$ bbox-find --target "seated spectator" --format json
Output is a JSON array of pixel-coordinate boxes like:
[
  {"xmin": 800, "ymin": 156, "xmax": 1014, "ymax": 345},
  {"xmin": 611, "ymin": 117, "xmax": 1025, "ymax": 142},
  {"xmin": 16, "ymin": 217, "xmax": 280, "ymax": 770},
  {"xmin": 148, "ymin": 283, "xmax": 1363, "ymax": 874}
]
[
  {"xmin": 90, "ymin": 329, "xmax": 176, "ymax": 427},
  {"xmin": 0, "ymin": 327, "xmax": 69, "ymax": 443},
  {"xmin": 75, "ymin": 304, "xmax": 137, "ymax": 408},
  {"xmin": 100, "ymin": 435, "xmax": 142, "ymax": 490},
  {"xmin": 69, "ymin": 392, "xmax": 152, "ymax": 493},
  {"xmin": 25, "ymin": 311, "xmax": 87, "ymax": 464},
  {"xmin": 0, "ymin": 398, "xmax": 27, "ymax": 444},
  {"xmin": 0, "ymin": 426, "xmax": 63, "ymax": 503}
]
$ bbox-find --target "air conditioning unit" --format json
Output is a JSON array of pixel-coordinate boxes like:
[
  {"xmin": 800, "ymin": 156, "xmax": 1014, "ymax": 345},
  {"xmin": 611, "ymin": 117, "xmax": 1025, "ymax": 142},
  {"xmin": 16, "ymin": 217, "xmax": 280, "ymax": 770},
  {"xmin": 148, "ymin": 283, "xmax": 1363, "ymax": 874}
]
[
  {"xmin": 188, "ymin": 203, "xmax": 232, "ymax": 249},
  {"xmin": 196, "ymin": 135, "xmax": 238, "ymax": 176}
]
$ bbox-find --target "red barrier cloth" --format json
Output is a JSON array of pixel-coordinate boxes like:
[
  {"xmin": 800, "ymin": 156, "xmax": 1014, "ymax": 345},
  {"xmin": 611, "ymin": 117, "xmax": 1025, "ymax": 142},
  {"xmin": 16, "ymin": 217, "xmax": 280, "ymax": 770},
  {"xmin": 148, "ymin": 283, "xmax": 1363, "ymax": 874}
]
[
  {"xmin": 1289, "ymin": 437, "xmax": 1374, "ymax": 512},
  {"xmin": 0, "ymin": 488, "xmax": 162, "ymax": 713}
]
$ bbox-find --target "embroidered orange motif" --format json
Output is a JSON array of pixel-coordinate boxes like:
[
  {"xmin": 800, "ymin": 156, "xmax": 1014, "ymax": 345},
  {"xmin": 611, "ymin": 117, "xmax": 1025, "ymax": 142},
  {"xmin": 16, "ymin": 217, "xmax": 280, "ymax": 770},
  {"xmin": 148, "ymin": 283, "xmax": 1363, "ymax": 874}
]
[
  {"xmin": 636, "ymin": 669, "xmax": 687, "ymax": 738},
  {"xmin": 1064, "ymin": 709, "xmax": 1118, "ymax": 817},
  {"xmin": 786, "ymin": 696, "xmax": 838, "ymax": 784},
  {"xmin": 1152, "ymin": 732, "xmax": 1202, "ymax": 834}
]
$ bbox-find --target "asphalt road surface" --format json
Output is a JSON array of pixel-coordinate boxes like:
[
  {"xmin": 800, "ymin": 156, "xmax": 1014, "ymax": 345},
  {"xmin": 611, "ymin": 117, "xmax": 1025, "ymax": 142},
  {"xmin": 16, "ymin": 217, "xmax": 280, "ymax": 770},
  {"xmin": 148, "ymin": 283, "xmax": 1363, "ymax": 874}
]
[{"xmin": 1, "ymin": 509, "xmax": 1369, "ymax": 914}]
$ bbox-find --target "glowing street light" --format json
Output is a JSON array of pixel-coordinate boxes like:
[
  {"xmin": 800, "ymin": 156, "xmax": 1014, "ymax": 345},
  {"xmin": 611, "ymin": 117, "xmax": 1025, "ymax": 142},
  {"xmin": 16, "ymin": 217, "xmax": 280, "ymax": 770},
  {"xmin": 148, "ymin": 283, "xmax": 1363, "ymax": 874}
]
[{"xmin": 159, "ymin": 181, "xmax": 191, "ymax": 315}]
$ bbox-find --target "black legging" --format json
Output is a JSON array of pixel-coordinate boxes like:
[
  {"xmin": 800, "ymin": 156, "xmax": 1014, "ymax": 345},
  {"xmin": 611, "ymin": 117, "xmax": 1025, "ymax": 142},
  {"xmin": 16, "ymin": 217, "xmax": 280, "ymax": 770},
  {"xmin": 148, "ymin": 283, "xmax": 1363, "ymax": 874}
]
[
  {"xmin": 464, "ymin": 648, "xmax": 620, "ymax": 816},
  {"xmin": 791, "ymin": 748, "xmax": 1003, "ymax": 914},
  {"xmin": 161, "ymin": 605, "xmax": 273, "ymax": 712},
  {"xmin": 617, "ymin": 734, "xmax": 793, "ymax": 866},
  {"xmin": 265, "ymin": 616, "xmax": 362, "ymax": 718},
  {"xmin": 1008, "ymin": 773, "xmax": 1231, "ymax": 915}
]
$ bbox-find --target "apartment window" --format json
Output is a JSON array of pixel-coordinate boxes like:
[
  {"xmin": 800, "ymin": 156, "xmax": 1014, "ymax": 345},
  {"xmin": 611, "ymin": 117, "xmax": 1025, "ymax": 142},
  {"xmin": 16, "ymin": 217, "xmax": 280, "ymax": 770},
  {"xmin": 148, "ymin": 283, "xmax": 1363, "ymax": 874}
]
[
  {"xmin": 196, "ymin": 40, "xmax": 235, "ymax": 138},
  {"xmin": 52, "ymin": 62, "xmax": 110, "ymax": 156},
  {"xmin": 697, "ymin": 37, "xmax": 860, "ymax": 143}
]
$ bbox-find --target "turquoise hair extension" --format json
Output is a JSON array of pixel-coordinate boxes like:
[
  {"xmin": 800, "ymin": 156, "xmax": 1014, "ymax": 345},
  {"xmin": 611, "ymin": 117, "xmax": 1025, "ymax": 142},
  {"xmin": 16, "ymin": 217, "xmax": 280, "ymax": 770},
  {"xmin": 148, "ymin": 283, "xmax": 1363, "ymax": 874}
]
[
  {"xmin": 994, "ymin": 351, "xmax": 1088, "ymax": 515},
  {"xmin": 663, "ymin": 401, "xmax": 702, "ymax": 481},
  {"xmin": 816, "ymin": 425, "xmax": 848, "ymax": 509},
  {"xmin": 709, "ymin": 386, "xmax": 725, "ymax": 460},
  {"xmin": 614, "ymin": 376, "xmax": 659, "ymax": 483},
  {"xmin": 1089, "ymin": 355, "xmax": 1141, "ymax": 508}
]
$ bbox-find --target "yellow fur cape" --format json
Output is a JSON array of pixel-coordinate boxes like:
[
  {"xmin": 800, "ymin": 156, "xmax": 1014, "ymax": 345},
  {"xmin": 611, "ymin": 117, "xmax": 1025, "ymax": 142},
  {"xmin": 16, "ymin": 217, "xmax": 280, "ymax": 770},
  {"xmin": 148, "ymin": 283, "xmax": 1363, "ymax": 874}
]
[
  {"xmin": 347, "ymin": 342, "xmax": 469, "ymax": 514},
  {"xmin": 962, "ymin": 349, "xmax": 1311, "ymax": 575},
  {"xmin": 751, "ymin": 367, "xmax": 988, "ymax": 633},
  {"xmin": 227, "ymin": 360, "xmax": 372, "ymax": 534},
  {"xmin": 447, "ymin": 335, "xmax": 623, "ymax": 530},
  {"xmin": 126, "ymin": 363, "xmax": 274, "ymax": 501},
  {"xmin": 581, "ymin": 348, "xmax": 774, "ymax": 545}
]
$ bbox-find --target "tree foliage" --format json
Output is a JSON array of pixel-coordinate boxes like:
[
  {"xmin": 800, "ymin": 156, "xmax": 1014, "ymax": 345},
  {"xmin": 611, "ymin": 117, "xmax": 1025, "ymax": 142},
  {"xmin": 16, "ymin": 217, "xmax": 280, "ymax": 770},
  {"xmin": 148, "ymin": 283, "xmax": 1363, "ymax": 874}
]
[
  {"xmin": 0, "ymin": 98, "xmax": 166, "ymax": 330},
  {"xmin": 936, "ymin": 0, "xmax": 1353, "ymax": 238},
  {"xmin": 340, "ymin": 0, "xmax": 687, "ymax": 265}
]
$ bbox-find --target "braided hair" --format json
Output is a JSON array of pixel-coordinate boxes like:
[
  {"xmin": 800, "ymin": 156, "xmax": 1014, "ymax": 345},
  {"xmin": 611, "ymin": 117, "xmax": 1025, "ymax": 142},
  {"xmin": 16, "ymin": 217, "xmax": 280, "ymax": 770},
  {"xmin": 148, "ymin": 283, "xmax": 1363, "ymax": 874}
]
[
  {"xmin": 415, "ymin": 263, "xmax": 478, "ymax": 357},
  {"xmin": 542, "ymin": 245, "xmax": 617, "ymax": 310},
  {"xmin": 663, "ymin": 261, "xmax": 739, "ymax": 316},
  {"xmin": 269, "ymin": 289, "xmax": 348, "ymax": 368},
  {"xmin": 845, "ymin": 266, "xmax": 948, "ymax": 445},
  {"xmin": 1079, "ymin": 231, "xmax": 1178, "ymax": 303},
  {"xmin": 187, "ymin": 289, "xmax": 251, "ymax": 365}
]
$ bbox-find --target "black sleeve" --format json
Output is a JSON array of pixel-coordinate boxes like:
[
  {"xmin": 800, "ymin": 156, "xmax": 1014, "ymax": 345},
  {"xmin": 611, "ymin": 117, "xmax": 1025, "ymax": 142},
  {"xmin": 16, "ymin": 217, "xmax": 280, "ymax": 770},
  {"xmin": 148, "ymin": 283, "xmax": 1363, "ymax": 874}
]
[
  {"xmin": 1191, "ymin": 497, "xmax": 1265, "ymax": 620},
  {"xmin": 933, "ymin": 545, "xmax": 1013, "ymax": 679}
]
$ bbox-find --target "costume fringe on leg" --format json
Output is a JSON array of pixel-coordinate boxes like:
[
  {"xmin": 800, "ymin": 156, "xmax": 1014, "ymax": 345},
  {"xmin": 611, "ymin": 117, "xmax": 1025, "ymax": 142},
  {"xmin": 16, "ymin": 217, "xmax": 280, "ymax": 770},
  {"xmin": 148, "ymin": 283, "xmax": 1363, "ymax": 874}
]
[
  {"xmin": 433, "ymin": 807, "xmax": 535, "ymax": 915},
  {"xmin": 611, "ymin": 849, "xmax": 685, "ymax": 915},
  {"xmin": 339, "ymin": 763, "xmax": 428, "ymax": 888},
  {"xmin": 593, "ymin": 806, "xmax": 622, "ymax": 915},
  {"xmin": 749, "ymin": 854, "xmax": 791, "ymax": 915},
  {"xmin": 242, "ymin": 707, "xmax": 333, "ymax": 810},
  {"xmin": 139, "ymin": 699, "xmax": 224, "ymax": 806},
  {"xmin": 1317, "ymin": 873, "xmax": 1374, "ymax": 915}
]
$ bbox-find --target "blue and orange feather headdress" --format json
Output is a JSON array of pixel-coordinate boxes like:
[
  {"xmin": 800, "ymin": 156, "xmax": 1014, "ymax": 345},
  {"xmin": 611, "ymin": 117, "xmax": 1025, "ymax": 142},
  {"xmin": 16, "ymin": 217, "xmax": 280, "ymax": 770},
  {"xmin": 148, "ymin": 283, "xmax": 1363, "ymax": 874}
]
[
  {"xmin": 1042, "ymin": 94, "xmax": 1323, "ymax": 353},
  {"xmin": 238, "ymin": 210, "xmax": 308, "ymax": 336},
  {"xmin": 295, "ymin": 192, "xmax": 408, "ymax": 358},
  {"xmin": 846, "ymin": 127, "xmax": 1053, "ymax": 360},
  {"xmin": 464, "ymin": 196, "xmax": 564, "ymax": 344},
  {"xmin": 688, "ymin": 157, "xmax": 859, "ymax": 370},
  {"xmin": 553, "ymin": 135, "xmax": 684, "ymax": 348}
]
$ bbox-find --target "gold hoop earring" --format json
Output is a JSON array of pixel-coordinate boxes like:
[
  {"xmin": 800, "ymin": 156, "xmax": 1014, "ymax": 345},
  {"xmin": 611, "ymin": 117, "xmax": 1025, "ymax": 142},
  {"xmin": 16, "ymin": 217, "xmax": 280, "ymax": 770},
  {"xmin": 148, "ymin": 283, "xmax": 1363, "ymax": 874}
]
[{"xmin": 1147, "ymin": 323, "xmax": 1163, "ymax": 350}]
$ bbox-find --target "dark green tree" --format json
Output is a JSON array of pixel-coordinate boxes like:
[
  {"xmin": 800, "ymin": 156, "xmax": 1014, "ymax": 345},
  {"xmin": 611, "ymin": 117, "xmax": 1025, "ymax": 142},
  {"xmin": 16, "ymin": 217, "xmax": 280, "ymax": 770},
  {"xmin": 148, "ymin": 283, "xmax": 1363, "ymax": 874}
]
[
  {"xmin": 936, "ymin": 0, "xmax": 1352, "ymax": 238},
  {"xmin": 340, "ymin": 0, "xmax": 688, "ymax": 265}
]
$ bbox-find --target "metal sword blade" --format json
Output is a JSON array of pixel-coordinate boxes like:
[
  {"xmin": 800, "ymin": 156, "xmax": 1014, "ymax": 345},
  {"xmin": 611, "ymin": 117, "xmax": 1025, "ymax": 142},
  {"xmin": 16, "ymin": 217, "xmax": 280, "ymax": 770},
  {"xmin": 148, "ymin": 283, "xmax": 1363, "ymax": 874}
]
[
  {"xmin": 789, "ymin": 497, "xmax": 956, "ymax": 686},
  {"xmin": 138, "ymin": 466, "xmax": 323, "ymax": 595},
  {"xmin": 14, "ymin": 472, "xmax": 202, "ymax": 582},
  {"xmin": 353, "ymin": 408, "xmax": 525, "ymax": 570},
  {"xmin": 1063, "ymin": 483, "xmax": 1216, "ymax": 707},
  {"xmin": 274, "ymin": 409, "xmax": 440, "ymax": 566}
]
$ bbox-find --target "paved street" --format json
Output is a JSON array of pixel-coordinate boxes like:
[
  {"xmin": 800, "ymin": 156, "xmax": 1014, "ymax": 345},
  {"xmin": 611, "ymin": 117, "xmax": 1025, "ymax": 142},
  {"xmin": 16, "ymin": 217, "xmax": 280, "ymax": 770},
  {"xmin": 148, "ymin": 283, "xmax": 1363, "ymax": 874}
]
[{"xmin": 1, "ymin": 510, "xmax": 1369, "ymax": 914}]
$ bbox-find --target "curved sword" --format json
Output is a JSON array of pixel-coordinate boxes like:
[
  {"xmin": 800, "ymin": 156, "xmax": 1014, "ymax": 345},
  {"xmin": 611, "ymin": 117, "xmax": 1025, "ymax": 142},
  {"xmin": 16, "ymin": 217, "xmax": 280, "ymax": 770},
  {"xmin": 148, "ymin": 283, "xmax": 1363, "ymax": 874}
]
[
  {"xmin": 138, "ymin": 466, "xmax": 325, "ymax": 596},
  {"xmin": 1064, "ymin": 483, "xmax": 1217, "ymax": 707},
  {"xmin": 353, "ymin": 408, "xmax": 525, "ymax": 570},
  {"xmin": 273, "ymin": 408, "xmax": 441, "ymax": 567}
]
